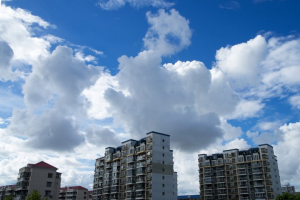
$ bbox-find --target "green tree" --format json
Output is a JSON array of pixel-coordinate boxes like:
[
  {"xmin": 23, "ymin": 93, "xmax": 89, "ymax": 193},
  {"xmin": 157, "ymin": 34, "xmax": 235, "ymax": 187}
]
[
  {"xmin": 26, "ymin": 190, "xmax": 41, "ymax": 200},
  {"xmin": 276, "ymin": 193, "xmax": 297, "ymax": 200},
  {"xmin": 26, "ymin": 190, "xmax": 47, "ymax": 200},
  {"xmin": 4, "ymin": 195, "xmax": 13, "ymax": 200}
]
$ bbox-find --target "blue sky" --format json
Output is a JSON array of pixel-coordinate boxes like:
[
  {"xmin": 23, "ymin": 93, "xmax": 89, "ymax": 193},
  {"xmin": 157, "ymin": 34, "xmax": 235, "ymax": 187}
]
[{"xmin": 1, "ymin": 0, "xmax": 300, "ymax": 194}]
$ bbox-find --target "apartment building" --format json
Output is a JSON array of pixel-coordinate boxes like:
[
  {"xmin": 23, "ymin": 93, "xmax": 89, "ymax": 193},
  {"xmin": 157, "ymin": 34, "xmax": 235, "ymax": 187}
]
[
  {"xmin": 198, "ymin": 144, "xmax": 282, "ymax": 200},
  {"xmin": 14, "ymin": 161, "xmax": 61, "ymax": 200},
  {"xmin": 281, "ymin": 183, "xmax": 295, "ymax": 194},
  {"xmin": 93, "ymin": 131, "xmax": 178, "ymax": 200},
  {"xmin": 59, "ymin": 186, "xmax": 89, "ymax": 200},
  {"xmin": 0, "ymin": 185, "xmax": 15, "ymax": 200}
]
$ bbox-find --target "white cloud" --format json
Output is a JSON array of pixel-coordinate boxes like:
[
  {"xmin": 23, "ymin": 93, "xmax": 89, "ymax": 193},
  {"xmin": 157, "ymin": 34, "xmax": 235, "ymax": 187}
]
[
  {"xmin": 0, "ymin": 40, "xmax": 22, "ymax": 81},
  {"xmin": 0, "ymin": 6, "xmax": 51, "ymax": 66},
  {"xmin": 144, "ymin": 9, "xmax": 192, "ymax": 55},
  {"xmin": 219, "ymin": 118, "xmax": 243, "ymax": 140},
  {"xmin": 289, "ymin": 95, "xmax": 300, "ymax": 109},
  {"xmin": 97, "ymin": 0, "xmax": 173, "ymax": 10},
  {"xmin": 43, "ymin": 35, "xmax": 64, "ymax": 44},
  {"xmin": 274, "ymin": 122, "xmax": 300, "ymax": 190},
  {"xmin": 227, "ymin": 99, "xmax": 265, "ymax": 119},
  {"xmin": 7, "ymin": 46, "xmax": 101, "ymax": 151},
  {"xmin": 83, "ymin": 72, "xmax": 119, "ymax": 119},
  {"xmin": 215, "ymin": 35, "xmax": 267, "ymax": 89}
]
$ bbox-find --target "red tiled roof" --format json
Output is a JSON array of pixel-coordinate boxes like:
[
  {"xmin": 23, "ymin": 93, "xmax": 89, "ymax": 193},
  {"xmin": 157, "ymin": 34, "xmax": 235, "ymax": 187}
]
[
  {"xmin": 32, "ymin": 161, "xmax": 57, "ymax": 170},
  {"xmin": 60, "ymin": 186, "xmax": 88, "ymax": 190}
]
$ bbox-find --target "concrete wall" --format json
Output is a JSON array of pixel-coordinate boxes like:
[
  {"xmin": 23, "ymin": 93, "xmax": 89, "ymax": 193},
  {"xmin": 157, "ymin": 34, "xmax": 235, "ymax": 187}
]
[{"xmin": 28, "ymin": 167, "xmax": 60, "ymax": 199}]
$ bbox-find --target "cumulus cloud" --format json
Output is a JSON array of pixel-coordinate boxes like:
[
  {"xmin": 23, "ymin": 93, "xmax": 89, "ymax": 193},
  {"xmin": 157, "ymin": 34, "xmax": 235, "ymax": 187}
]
[
  {"xmin": 144, "ymin": 9, "xmax": 192, "ymax": 55},
  {"xmin": 97, "ymin": 0, "xmax": 173, "ymax": 10},
  {"xmin": 215, "ymin": 35, "xmax": 267, "ymax": 89},
  {"xmin": 227, "ymin": 99, "xmax": 265, "ymax": 119},
  {"xmin": 104, "ymin": 52, "xmax": 228, "ymax": 152},
  {"xmin": 289, "ymin": 95, "xmax": 300, "ymax": 109},
  {"xmin": 84, "ymin": 10, "xmax": 241, "ymax": 152},
  {"xmin": 274, "ymin": 122, "xmax": 300, "ymax": 190},
  {"xmin": 0, "ymin": 6, "xmax": 51, "ymax": 65},
  {"xmin": 85, "ymin": 126, "xmax": 120, "ymax": 147},
  {"xmin": 0, "ymin": 40, "xmax": 21, "ymax": 81},
  {"xmin": 8, "ymin": 46, "xmax": 100, "ymax": 151}
]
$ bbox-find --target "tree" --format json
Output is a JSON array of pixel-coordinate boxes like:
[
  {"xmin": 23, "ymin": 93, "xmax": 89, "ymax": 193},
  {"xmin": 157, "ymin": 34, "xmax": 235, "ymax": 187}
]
[
  {"xmin": 276, "ymin": 193, "xmax": 297, "ymax": 200},
  {"xmin": 4, "ymin": 195, "xmax": 13, "ymax": 200},
  {"xmin": 26, "ymin": 190, "xmax": 47, "ymax": 200}
]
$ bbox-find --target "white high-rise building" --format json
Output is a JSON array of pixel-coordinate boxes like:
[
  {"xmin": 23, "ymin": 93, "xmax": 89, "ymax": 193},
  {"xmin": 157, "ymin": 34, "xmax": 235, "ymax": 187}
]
[
  {"xmin": 198, "ymin": 144, "xmax": 282, "ymax": 200},
  {"xmin": 93, "ymin": 131, "xmax": 177, "ymax": 200}
]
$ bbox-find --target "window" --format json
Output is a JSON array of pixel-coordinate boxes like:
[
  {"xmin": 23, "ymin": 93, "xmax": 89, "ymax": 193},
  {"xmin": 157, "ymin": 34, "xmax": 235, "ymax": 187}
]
[
  {"xmin": 163, "ymin": 184, "xmax": 165, "ymax": 187},
  {"xmin": 162, "ymin": 146, "xmax": 164, "ymax": 149},
  {"xmin": 163, "ymin": 161, "xmax": 164, "ymax": 164},
  {"xmin": 162, "ymin": 154, "xmax": 164, "ymax": 157},
  {"xmin": 48, "ymin": 173, "xmax": 53, "ymax": 178},
  {"xmin": 45, "ymin": 190, "xmax": 51, "ymax": 196},
  {"xmin": 162, "ymin": 176, "xmax": 165, "ymax": 179},
  {"xmin": 162, "ymin": 139, "xmax": 164, "ymax": 142},
  {"xmin": 46, "ymin": 182, "xmax": 52, "ymax": 187},
  {"xmin": 84, "ymin": 192, "xmax": 87, "ymax": 195},
  {"xmin": 163, "ymin": 168, "xmax": 164, "ymax": 172},
  {"xmin": 162, "ymin": 192, "xmax": 165, "ymax": 195}
]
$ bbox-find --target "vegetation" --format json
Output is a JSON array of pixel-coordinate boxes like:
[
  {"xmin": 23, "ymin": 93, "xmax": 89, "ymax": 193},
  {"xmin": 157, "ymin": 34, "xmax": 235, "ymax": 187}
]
[
  {"xmin": 4, "ymin": 195, "xmax": 13, "ymax": 200},
  {"xmin": 26, "ymin": 190, "xmax": 48, "ymax": 200},
  {"xmin": 276, "ymin": 193, "xmax": 300, "ymax": 200}
]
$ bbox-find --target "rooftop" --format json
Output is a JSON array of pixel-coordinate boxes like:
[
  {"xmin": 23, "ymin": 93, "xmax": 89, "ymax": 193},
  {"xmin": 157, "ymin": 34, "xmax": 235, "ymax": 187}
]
[{"xmin": 28, "ymin": 161, "xmax": 58, "ymax": 170}]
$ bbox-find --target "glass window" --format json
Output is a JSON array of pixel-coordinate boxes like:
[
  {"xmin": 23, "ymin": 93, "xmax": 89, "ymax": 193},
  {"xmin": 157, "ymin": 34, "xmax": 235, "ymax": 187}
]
[{"xmin": 48, "ymin": 173, "xmax": 53, "ymax": 178}]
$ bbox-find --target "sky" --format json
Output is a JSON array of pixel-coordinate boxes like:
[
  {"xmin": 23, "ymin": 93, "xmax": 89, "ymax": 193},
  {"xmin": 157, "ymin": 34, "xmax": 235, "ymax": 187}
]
[{"xmin": 0, "ymin": 0, "xmax": 300, "ymax": 195}]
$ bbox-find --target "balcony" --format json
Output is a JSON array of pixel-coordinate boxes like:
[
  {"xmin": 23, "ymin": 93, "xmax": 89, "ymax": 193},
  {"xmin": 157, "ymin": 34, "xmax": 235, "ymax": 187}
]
[
  {"xmin": 136, "ymin": 184, "xmax": 145, "ymax": 191},
  {"xmin": 137, "ymin": 155, "xmax": 146, "ymax": 161},
  {"xmin": 216, "ymin": 172, "xmax": 225, "ymax": 177},
  {"xmin": 238, "ymin": 169, "xmax": 247, "ymax": 175},
  {"xmin": 237, "ymin": 164, "xmax": 246, "ymax": 169},
  {"xmin": 127, "ymin": 157, "xmax": 135, "ymax": 163},
  {"xmin": 239, "ymin": 182, "xmax": 248, "ymax": 187},
  {"xmin": 255, "ymin": 194, "xmax": 266, "ymax": 199},
  {"xmin": 15, "ymin": 186, "xmax": 28, "ymax": 191},
  {"xmin": 253, "ymin": 175, "xmax": 264, "ymax": 180},
  {"xmin": 254, "ymin": 182, "xmax": 265, "ymax": 187},
  {"xmin": 105, "ymin": 163, "xmax": 112, "ymax": 169},
  {"xmin": 217, "ymin": 189, "xmax": 227, "ymax": 194},
  {"xmin": 217, "ymin": 178, "xmax": 226, "ymax": 183},
  {"xmin": 239, "ymin": 188, "xmax": 249, "ymax": 194},
  {"xmin": 126, "ymin": 178, "xmax": 136, "ymax": 185},
  {"xmin": 136, "ymin": 162, "xmax": 146, "ymax": 168},
  {"xmin": 136, "ymin": 168, "xmax": 146, "ymax": 175},
  {"xmin": 217, "ymin": 184, "xmax": 226, "ymax": 189},
  {"xmin": 255, "ymin": 188, "xmax": 265, "ymax": 193}
]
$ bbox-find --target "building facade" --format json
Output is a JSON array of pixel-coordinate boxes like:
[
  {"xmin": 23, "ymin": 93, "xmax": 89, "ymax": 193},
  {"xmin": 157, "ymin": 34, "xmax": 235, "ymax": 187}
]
[
  {"xmin": 281, "ymin": 183, "xmax": 295, "ymax": 194},
  {"xmin": 93, "ymin": 131, "xmax": 178, "ymax": 200},
  {"xmin": 198, "ymin": 144, "xmax": 282, "ymax": 200},
  {"xmin": 0, "ymin": 185, "xmax": 15, "ymax": 200},
  {"xmin": 14, "ymin": 161, "xmax": 61, "ymax": 200},
  {"xmin": 59, "ymin": 186, "xmax": 89, "ymax": 200}
]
